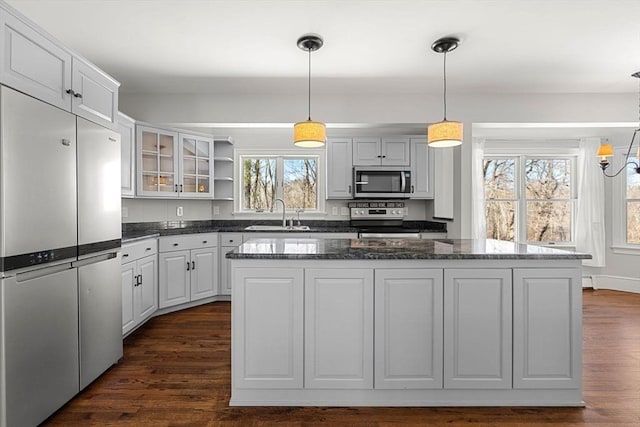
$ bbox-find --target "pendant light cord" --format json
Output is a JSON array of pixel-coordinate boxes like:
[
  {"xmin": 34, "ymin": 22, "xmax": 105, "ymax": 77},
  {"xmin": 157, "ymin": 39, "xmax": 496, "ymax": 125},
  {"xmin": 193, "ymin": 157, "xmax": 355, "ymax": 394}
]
[
  {"xmin": 307, "ymin": 48, "xmax": 312, "ymax": 121},
  {"xmin": 442, "ymin": 51, "xmax": 448, "ymax": 121}
]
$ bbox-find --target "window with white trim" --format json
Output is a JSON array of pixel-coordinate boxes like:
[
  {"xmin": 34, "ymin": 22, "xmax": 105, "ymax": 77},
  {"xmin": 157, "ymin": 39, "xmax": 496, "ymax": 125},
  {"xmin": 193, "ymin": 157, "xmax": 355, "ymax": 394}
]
[
  {"xmin": 483, "ymin": 155, "xmax": 576, "ymax": 245},
  {"xmin": 626, "ymin": 155, "xmax": 640, "ymax": 244},
  {"xmin": 238, "ymin": 153, "xmax": 321, "ymax": 213}
]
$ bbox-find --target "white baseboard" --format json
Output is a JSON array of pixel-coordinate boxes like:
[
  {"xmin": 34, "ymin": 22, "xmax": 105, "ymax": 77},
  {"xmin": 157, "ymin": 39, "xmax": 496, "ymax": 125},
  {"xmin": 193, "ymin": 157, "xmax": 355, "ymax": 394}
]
[{"xmin": 591, "ymin": 275, "xmax": 640, "ymax": 294}]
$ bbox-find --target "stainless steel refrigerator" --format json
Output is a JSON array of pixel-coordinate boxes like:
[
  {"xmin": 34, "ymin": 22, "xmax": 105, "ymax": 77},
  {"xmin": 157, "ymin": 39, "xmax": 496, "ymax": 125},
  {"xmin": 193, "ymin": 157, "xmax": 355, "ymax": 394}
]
[{"xmin": 0, "ymin": 86, "xmax": 122, "ymax": 427}]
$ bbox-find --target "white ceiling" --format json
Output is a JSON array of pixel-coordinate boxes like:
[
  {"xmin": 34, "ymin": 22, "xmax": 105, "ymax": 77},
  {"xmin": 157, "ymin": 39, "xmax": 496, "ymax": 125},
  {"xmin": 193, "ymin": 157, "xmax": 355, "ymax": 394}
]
[{"xmin": 5, "ymin": 0, "xmax": 640, "ymax": 96}]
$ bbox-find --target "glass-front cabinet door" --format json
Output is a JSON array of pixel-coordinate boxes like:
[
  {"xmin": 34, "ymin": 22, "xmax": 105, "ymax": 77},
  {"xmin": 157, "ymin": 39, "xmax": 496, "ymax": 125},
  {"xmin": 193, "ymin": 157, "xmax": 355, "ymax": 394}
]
[
  {"xmin": 179, "ymin": 133, "xmax": 213, "ymax": 198},
  {"xmin": 136, "ymin": 125, "xmax": 179, "ymax": 197}
]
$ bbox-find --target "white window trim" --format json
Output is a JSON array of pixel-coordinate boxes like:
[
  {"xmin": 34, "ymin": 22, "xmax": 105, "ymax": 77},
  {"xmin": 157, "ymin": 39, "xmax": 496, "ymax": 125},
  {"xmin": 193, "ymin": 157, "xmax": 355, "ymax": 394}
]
[
  {"xmin": 611, "ymin": 147, "xmax": 640, "ymax": 254},
  {"xmin": 233, "ymin": 148, "xmax": 326, "ymax": 218},
  {"xmin": 484, "ymin": 144, "xmax": 579, "ymax": 245}
]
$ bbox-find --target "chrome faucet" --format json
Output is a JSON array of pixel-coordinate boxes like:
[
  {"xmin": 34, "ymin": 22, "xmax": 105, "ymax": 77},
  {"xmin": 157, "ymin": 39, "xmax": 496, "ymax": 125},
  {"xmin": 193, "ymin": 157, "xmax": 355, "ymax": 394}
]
[{"xmin": 271, "ymin": 198, "xmax": 286, "ymax": 227}]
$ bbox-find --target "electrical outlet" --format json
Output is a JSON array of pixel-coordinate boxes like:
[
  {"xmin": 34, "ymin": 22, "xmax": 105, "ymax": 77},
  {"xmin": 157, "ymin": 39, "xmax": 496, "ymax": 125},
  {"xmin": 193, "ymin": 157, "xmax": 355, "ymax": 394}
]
[
  {"xmin": 177, "ymin": 206, "xmax": 183, "ymax": 217},
  {"xmin": 331, "ymin": 207, "xmax": 338, "ymax": 216},
  {"xmin": 121, "ymin": 206, "xmax": 128, "ymax": 218},
  {"xmin": 213, "ymin": 206, "xmax": 220, "ymax": 216},
  {"xmin": 340, "ymin": 207, "xmax": 349, "ymax": 216}
]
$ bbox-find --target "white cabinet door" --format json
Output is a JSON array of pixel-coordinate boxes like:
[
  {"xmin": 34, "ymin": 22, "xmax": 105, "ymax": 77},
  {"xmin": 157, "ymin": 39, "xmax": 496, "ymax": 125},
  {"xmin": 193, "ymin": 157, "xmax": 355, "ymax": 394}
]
[
  {"xmin": 137, "ymin": 125, "xmax": 180, "ymax": 198},
  {"xmin": 118, "ymin": 112, "xmax": 136, "ymax": 197},
  {"xmin": 71, "ymin": 57, "xmax": 119, "ymax": 130},
  {"xmin": 305, "ymin": 268, "xmax": 374, "ymax": 389},
  {"xmin": 381, "ymin": 137, "xmax": 410, "ymax": 166},
  {"xmin": 0, "ymin": 11, "xmax": 72, "ymax": 111},
  {"xmin": 326, "ymin": 137, "xmax": 353, "ymax": 199},
  {"xmin": 121, "ymin": 261, "xmax": 136, "ymax": 335},
  {"xmin": 352, "ymin": 137, "xmax": 381, "ymax": 165},
  {"xmin": 444, "ymin": 269, "xmax": 512, "ymax": 389},
  {"xmin": 374, "ymin": 269, "xmax": 443, "ymax": 389},
  {"xmin": 410, "ymin": 138, "xmax": 434, "ymax": 199},
  {"xmin": 232, "ymin": 267, "xmax": 304, "ymax": 389},
  {"xmin": 137, "ymin": 254, "xmax": 158, "ymax": 321},
  {"xmin": 158, "ymin": 250, "xmax": 190, "ymax": 308},
  {"xmin": 190, "ymin": 247, "xmax": 217, "ymax": 300},
  {"xmin": 179, "ymin": 133, "xmax": 213, "ymax": 198},
  {"xmin": 513, "ymin": 268, "xmax": 582, "ymax": 389}
]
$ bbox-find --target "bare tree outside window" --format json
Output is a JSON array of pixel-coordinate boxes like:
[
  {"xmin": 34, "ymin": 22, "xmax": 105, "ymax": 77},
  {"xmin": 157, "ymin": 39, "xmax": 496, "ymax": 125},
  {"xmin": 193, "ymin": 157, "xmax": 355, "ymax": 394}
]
[
  {"xmin": 484, "ymin": 158, "xmax": 516, "ymax": 241},
  {"xmin": 241, "ymin": 155, "xmax": 319, "ymax": 212},
  {"xmin": 242, "ymin": 158, "xmax": 275, "ymax": 210},
  {"xmin": 283, "ymin": 158, "xmax": 317, "ymax": 210},
  {"xmin": 483, "ymin": 156, "xmax": 574, "ymax": 244},
  {"xmin": 627, "ymin": 156, "xmax": 640, "ymax": 244},
  {"xmin": 525, "ymin": 159, "xmax": 572, "ymax": 242}
]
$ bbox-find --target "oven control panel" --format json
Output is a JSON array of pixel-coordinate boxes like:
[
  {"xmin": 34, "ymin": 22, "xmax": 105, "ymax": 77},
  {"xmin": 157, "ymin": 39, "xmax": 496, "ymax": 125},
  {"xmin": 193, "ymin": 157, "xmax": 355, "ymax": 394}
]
[{"xmin": 349, "ymin": 201, "xmax": 405, "ymax": 219}]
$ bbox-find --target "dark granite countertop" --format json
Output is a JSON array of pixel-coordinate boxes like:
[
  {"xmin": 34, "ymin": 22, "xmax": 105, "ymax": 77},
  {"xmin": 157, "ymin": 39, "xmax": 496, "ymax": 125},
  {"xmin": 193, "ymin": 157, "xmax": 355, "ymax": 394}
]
[
  {"xmin": 226, "ymin": 238, "xmax": 591, "ymax": 260},
  {"xmin": 122, "ymin": 219, "xmax": 447, "ymax": 242}
]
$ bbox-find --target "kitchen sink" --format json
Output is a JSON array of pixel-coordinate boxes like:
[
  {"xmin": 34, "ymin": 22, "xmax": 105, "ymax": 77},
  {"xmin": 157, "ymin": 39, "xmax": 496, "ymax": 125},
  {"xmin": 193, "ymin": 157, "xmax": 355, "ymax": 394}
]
[{"xmin": 244, "ymin": 225, "xmax": 311, "ymax": 231}]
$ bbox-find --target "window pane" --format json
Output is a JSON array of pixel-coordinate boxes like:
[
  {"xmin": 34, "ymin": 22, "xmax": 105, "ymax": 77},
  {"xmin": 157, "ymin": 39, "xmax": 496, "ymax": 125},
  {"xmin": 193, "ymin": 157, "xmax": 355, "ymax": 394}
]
[
  {"xmin": 485, "ymin": 201, "xmax": 515, "ymax": 241},
  {"xmin": 283, "ymin": 158, "xmax": 317, "ymax": 210},
  {"xmin": 628, "ymin": 201, "xmax": 640, "ymax": 244},
  {"xmin": 627, "ymin": 157, "xmax": 640, "ymax": 199},
  {"xmin": 525, "ymin": 159, "xmax": 571, "ymax": 199},
  {"xmin": 526, "ymin": 201, "xmax": 571, "ymax": 242},
  {"xmin": 484, "ymin": 159, "xmax": 515, "ymax": 199},
  {"xmin": 242, "ymin": 158, "xmax": 276, "ymax": 210}
]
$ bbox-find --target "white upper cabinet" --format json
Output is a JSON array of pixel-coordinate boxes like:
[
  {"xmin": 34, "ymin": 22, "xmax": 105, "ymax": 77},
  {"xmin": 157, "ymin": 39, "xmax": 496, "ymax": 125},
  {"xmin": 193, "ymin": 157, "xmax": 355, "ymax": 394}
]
[
  {"xmin": 136, "ymin": 125, "xmax": 214, "ymax": 198},
  {"xmin": 353, "ymin": 137, "xmax": 410, "ymax": 166},
  {"xmin": 326, "ymin": 137, "xmax": 353, "ymax": 199},
  {"xmin": 410, "ymin": 138, "xmax": 434, "ymax": 199},
  {"xmin": 118, "ymin": 112, "xmax": 136, "ymax": 197},
  {"xmin": 71, "ymin": 57, "xmax": 119, "ymax": 130},
  {"xmin": 0, "ymin": 6, "xmax": 119, "ymax": 129}
]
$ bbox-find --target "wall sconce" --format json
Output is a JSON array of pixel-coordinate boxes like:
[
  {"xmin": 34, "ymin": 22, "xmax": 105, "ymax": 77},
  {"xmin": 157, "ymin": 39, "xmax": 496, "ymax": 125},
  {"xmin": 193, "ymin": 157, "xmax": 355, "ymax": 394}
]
[{"xmin": 598, "ymin": 72, "xmax": 640, "ymax": 177}]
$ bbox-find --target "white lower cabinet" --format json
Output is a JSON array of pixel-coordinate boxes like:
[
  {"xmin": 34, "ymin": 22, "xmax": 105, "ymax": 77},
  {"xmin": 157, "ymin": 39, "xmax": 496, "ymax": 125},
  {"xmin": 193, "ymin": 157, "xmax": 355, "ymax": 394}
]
[
  {"xmin": 232, "ymin": 267, "xmax": 304, "ymax": 389},
  {"xmin": 121, "ymin": 239, "xmax": 158, "ymax": 336},
  {"xmin": 158, "ymin": 233, "xmax": 218, "ymax": 309},
  {"xmin": 374, "ymin": 269, "xmax": 443, "ymax": 389},
  {"xmin": 443, "ymin": 269, "xmax": 512, "ymax": 389},
  {"xmin": 304, "ymin": 269, "xmax": 374, "ymax": 389},
  {"xmin": 513, "ymin": 268, "xmax": 582, "ymax": 389}
]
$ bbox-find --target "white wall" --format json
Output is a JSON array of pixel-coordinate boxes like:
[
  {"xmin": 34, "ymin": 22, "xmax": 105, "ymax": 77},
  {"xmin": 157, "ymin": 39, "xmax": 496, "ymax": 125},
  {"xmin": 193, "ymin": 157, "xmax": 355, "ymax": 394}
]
[{"xmin": 120, "ymin": 90, "xmax": 639, "ymax": 286}]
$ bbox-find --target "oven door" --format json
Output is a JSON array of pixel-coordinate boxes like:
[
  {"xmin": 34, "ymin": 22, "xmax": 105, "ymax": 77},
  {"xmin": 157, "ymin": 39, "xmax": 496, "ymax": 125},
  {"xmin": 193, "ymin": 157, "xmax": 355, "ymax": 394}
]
[{"xmin": 353, "ymin": 167, "xmax": 411, "ymax": 198}]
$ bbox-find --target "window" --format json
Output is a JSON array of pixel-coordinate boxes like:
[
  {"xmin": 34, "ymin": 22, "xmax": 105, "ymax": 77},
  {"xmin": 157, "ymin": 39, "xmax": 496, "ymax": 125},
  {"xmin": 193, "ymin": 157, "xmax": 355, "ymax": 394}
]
[
  {"xmin": 626, "ymin": 155, "xmax": 640, "ymax": 244},
  {"xmin": 239, "ymin": 153, "xmax": 321, "ymax": 213},
  {"xmin": 484, "ymin": 155, "xmax": 575, "ymax": 244}
]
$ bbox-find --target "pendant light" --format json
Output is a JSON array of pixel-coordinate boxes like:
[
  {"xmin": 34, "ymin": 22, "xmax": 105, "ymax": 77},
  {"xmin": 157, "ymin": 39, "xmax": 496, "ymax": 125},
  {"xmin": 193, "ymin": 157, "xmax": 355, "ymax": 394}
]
[
  {"xmin": 597, "ymin": 72, "xmax": 640, "ymax": 177},
  {"xmin": 294, "ymin": 34, "xmax": 326, "ymax": 147},
  {"xmin": 427, "ymin": 37, "xmax": 463, "ymax": 148}
]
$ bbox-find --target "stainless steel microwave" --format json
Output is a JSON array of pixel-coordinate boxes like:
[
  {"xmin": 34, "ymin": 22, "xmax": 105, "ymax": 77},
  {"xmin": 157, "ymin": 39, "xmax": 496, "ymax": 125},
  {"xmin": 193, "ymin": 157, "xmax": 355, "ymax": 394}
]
[{"xmin": 353, "ymin": 166, "xmax": 411, "ymax": 199}]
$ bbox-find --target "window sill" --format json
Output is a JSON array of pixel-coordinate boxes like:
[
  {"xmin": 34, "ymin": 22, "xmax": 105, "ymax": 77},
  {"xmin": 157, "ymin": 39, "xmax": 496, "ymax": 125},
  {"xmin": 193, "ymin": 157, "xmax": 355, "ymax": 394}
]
[{"xmin": 611, "ymin": 245, "xmax": 640, "ymax": 256}]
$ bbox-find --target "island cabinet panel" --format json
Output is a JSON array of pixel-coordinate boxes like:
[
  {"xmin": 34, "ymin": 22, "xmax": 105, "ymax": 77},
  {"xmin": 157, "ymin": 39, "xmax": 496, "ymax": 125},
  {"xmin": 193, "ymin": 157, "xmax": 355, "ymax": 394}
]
[
  {"xmin": 374, "ymin": 269, "xmax": 443, "ymax": 389},
  {"xmin": 513, "ymin": 268, "xmax": 582, "ymax": 389},
  {"xmin": 443, "ymin": 269, "xmax": 512, "ymax": 389},
  {"xmin": 232, "ymin": 268, "xmax": 304, "ymax": 389},
  {"xmin": 305, "ymin": 269, "xmax": 374, "ymax": 389}
]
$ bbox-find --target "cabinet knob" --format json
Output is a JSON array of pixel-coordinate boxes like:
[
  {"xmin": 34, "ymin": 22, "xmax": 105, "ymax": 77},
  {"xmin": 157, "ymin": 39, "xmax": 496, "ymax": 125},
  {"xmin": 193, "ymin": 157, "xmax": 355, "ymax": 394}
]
[
  {"xmin": 66, "ymin": 89, "xmax": 75, "ymax": 96},
  {"xmin": 203, "ymin": 241, "xmax": 208, "ymax": 244},
  {"xmin": 123, "ymin": 253, "xmax": 129, "ymax": 257},
  {"xmin": 186, "ymin": 262, "xmax": 190, "ymax": 271},
  {"xmin": 229, "ymin": 240, "xmax": 234, "ymax": 243},
  {"xmin": 146, "ymin": 247, "xmax": 152, "ymax": 251},
  {"xmin": 73, "ymin": 92, "xmax": 83, "ymax": 99},
  {"xmin": 173, "ymin": 243, "xmax": 179, "ymax": 247},
  {"xmin": 191, "ymin": 261, "xmax": 196, "ymax": 270}
]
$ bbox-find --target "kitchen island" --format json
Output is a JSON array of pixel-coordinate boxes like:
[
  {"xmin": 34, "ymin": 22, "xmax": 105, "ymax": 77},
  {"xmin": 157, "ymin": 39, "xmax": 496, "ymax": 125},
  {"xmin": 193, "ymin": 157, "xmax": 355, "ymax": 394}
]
[{"xmin": 227, "ymin": 238, "xmax": 590, "ymax": 407}]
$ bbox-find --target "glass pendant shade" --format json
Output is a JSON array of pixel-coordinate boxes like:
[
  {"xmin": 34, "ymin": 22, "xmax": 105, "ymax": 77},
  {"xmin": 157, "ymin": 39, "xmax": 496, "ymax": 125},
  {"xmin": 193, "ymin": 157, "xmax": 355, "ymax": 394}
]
[
  {"xmin": 294, "ymin": 120, "xmax": 326, "ymax": 147},
  {"xmin": 427, "ymin": 120, "xmax": 463, "ymax": 147}
]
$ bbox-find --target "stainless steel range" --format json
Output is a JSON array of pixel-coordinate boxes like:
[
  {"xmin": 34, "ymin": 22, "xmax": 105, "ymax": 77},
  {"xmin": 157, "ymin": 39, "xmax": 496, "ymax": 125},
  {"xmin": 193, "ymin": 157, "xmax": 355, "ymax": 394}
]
[{"xmin": 349, "ymin": 201, "xmax": 421, "ymax": 238}]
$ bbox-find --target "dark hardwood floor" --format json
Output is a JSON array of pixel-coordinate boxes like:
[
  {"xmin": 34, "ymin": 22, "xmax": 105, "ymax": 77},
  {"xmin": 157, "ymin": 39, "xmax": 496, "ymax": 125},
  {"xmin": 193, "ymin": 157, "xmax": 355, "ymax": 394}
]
[{"xmin": 42, "ymin": 289, "xmax": 640, "ymax": 426}]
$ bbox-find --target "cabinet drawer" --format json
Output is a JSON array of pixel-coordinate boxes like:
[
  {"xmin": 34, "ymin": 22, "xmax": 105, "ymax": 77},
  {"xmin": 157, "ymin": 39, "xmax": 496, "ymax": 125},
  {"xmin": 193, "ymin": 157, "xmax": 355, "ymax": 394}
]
[
  {"xmin": 122, "ymin": 238, "xmax": 158, "ymax": 262},
  {"xmin": 220, "ymin": 233, "xmax": 244, "ymax": 246},
  {"xmin": 159, "ymin": 233, "xmax": 218, "ymax": 252}
]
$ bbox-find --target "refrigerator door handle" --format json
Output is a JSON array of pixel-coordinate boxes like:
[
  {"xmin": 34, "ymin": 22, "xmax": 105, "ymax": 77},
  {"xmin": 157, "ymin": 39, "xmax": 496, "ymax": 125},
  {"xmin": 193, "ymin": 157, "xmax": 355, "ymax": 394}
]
[
  {"xmin": 15, "ymin": 263, "xmax": 73, "ymax": 282},
  {"xmin": 72, "ymin": 252, "xmax": 118, "ymax": 268}
]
